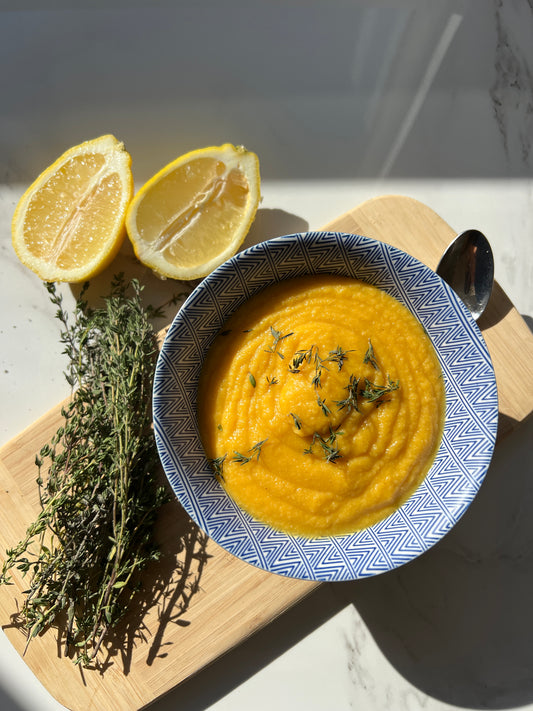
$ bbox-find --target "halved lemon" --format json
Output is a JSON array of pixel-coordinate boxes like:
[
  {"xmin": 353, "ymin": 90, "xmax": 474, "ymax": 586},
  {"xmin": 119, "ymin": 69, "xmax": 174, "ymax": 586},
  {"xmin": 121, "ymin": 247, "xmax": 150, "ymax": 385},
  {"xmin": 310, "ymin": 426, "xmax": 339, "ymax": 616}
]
[
  {"xmin": 125, "ymin": 143, "xmax": 261, "ymax": 280},
  {"xmin": 12, "ymin": 135, "xmax": 133, "ymax": 283}
]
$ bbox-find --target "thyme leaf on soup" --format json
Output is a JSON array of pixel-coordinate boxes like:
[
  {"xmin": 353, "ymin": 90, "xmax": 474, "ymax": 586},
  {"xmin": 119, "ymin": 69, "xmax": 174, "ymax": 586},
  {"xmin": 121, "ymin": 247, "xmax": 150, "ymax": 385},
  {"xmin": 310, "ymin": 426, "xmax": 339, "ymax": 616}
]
[
  {"xmin": 209, "ymin": 454, "xmax": 227, "ymax": 480},
  {"xmin": 232, "ymin": 451, "xmax": 252, "ymax": 465},
  {"xmin": 288, "ymin": 345, "xmax": 331, "ymax": 390},
  {"xmin": 250, "ymin": 439, "xmax": 268, "ymax": 458},
  {"xmin": 324, "ymin": 426, "xmax": 344, "ymax": 444},
  {"xmin": 248, "ymin": 372, "xmax": 256, "ymax": 388},
  {"xmin": 360, "ymin": 375, "xmax": 399, "ymax": 404},
  {"xmin": 304, "ymin": 428, "xmax": 343, "ymax": 463},
  {"xmin": 311, "ymin": 368, "xmax": 323, "ymax": 389},
  {"xmin": 289, "ymin": 346, "xmax": 314, "ymax": 374},
  {"xmin": 265, "ymin": 326, "xmax": 294, "ymax": 360},
  {"xmin": 316, "ymin": 394, "xmax": 331, "ymax": 417},
  {"xmin": 326, "ymin": 345, "xmax": 354, "ymax": 371},
  {"xmin": 335, "ymin": 374, "xmax": 360, "ymax": 413},
  {"xmin": 266, "ymin": 375, "xmax": 279, "ymax": 386},
  {"xmin": 363, "ymin": 339, "xmax": 379, "ymax": 370},
  {"xmin": 321, "ymin": 444, "xmax": 341, "ymax": 463},
  {"xmin": 232, "ymin": 439, "xmax": 268, "ymax": 464},
  {"xmin": 290, "ymin": 412, "xmax": 303, "ymax": 430},
  {"xmin": 312, "ymin": 351, "xmax": 330, "ymax": 389}
]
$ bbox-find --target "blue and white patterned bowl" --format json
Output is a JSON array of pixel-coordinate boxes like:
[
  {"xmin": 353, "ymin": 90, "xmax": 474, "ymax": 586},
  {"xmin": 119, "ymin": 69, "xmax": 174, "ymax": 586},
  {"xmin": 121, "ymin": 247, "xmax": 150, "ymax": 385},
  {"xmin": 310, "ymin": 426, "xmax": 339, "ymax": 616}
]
[{"xmin": 153, "ymin": 232, "xmax": 498, "ymax": 581}]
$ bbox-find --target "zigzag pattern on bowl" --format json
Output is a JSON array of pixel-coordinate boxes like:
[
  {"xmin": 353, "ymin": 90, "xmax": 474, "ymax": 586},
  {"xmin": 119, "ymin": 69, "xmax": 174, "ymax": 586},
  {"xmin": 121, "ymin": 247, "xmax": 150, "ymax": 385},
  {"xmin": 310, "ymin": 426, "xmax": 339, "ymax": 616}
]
[{"xmin": 153, "ymin": 232, "xmax": 498, "ymax": 581}]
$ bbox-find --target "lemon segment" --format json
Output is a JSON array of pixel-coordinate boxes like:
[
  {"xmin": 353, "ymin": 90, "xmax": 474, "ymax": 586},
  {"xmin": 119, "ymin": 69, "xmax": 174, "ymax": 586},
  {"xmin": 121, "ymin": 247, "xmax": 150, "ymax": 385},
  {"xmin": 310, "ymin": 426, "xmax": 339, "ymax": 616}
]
[
  {"xmin": 12, "ymin": 135, "xmax": 133, "ymax": 283},
  {"xmin": 125, "ymin": 144, "xmax": 260, "ymax": 280}
]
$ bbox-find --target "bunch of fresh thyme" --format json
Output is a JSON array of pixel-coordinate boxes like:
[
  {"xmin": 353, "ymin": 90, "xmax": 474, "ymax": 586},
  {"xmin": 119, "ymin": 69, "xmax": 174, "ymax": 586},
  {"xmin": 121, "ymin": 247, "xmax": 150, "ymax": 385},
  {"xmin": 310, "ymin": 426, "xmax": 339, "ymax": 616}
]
[{"xmin": 0, "ymin": 274, "xmax": 169, "ymax": 666}]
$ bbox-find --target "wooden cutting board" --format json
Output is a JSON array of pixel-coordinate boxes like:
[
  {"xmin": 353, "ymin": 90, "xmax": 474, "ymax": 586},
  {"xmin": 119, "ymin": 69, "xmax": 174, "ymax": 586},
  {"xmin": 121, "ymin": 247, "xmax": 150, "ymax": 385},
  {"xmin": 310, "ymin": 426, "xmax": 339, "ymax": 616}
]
[{"xmin": 1, "ymin": 195, "xmax": 532, "ymax": 711}]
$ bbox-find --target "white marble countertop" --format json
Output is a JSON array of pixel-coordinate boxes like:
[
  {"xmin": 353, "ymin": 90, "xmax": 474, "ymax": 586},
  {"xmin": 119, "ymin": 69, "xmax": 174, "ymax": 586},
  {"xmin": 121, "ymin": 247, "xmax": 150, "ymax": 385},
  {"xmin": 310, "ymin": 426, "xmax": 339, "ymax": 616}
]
[{"xmin": 1, "ymin": 2, "xmax": 532, "ymax": 710}]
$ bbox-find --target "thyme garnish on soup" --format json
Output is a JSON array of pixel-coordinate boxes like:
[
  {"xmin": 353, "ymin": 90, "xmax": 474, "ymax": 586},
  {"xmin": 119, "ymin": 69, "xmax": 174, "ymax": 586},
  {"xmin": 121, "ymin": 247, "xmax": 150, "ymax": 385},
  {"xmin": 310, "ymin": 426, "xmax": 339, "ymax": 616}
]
[{"xmin": 211, "ymin": 335, "xmax": 400, "ymax": 474}]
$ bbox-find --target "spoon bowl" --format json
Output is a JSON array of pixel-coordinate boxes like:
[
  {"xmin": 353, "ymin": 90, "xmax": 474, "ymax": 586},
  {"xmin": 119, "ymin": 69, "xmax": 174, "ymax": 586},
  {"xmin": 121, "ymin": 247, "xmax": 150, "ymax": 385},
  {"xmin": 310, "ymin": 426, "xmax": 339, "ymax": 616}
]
[{"xmin": 436, "ymin": 229, "xmax": 494, "ymax": 320}]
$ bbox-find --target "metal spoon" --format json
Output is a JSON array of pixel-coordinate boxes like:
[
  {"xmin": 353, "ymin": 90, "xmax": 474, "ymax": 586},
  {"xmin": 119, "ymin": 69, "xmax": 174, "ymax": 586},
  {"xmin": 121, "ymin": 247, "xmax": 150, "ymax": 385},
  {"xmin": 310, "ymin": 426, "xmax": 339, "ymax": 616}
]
[{"xmin": 436, "ymin": 229, "xmax": 494, "ymax": 320}]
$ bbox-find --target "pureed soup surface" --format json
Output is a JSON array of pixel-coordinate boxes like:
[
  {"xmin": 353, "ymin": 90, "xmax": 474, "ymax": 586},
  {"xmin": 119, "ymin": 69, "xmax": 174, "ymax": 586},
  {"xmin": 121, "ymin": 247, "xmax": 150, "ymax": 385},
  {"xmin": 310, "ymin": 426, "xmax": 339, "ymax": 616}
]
[{"xmin": 198, "ymin": 275, "xmax": 445, "ymax": 537}]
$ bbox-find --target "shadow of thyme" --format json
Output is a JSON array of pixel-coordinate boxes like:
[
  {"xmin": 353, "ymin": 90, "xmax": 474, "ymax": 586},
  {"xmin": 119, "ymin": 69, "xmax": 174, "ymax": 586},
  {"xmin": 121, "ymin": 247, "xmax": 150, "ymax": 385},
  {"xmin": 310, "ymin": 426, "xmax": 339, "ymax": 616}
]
[
  {"xmin": 4, "ymin": 486, "xmax": 210, "ymax": 681},
  {"xmin": 79, "ymin": 495, "xmax": 211, "ymax": 676}
]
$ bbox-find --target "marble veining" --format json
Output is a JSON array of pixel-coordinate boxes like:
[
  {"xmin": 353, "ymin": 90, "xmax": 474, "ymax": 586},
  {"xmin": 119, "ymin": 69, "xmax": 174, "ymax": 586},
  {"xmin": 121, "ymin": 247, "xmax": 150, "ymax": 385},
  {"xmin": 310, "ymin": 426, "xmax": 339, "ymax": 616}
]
[{"xmin": 490, "ymin": 0, "xmax": 533, "ymax": 172}]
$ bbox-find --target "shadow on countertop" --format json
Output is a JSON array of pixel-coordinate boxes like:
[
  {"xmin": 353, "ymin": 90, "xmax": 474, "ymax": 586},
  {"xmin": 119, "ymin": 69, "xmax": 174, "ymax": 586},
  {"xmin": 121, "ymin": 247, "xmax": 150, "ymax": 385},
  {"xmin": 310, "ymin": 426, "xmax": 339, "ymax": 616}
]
[{"xmin": 336, "ymin": 413, "xmax": 533, "ymax": 710}]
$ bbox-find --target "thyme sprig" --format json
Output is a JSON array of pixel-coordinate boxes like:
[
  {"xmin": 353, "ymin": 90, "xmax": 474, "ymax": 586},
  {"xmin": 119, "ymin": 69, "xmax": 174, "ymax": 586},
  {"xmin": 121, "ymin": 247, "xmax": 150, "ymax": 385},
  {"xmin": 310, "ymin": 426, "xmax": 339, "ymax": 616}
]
[
  {"xmin": 363, "ymin": 339, "xmax": 379, "ymax": 370},
  {"xmin": 0, "ymin": 275, "xmax": 169, "ymax": 667},
  {"xmin": 290, "ymin": 412, "xmax": 303, "ymax": 430},
  {"xmin": 304, "ymin": 427, "xmax": 343, "ymax": 463},
  {"xmin": 316, "ymin": 394, "xmax": 332, "ymax": 417},
  {"xmin": 360, "ymin": 375, "xmax": 400, "ymax": 403},
  {"xmin": 288, "ymin": 345, "xmax": 331, "ymax": 389},
  {"xmin": 208, "ymin": 454, "xmax": 227, "ymax": 481},
  {"xmin": 232, "ymin": 439, "xmax": 268, "ymax": 464},
  {"xmin": 209, "ymin": 440, "xmax": 268, "ymax": 480},
  {"xmin": 335, "ymin": 374, "xmax": 360, "ymax": 413},
  {"xmin": 288, "ymin": 346, "xmax": 314, "ymax": 373},
  {"xmin": 264, "ymin": 326, "xmax": 294, "ymax": 360},
  {"xmin": 327, "ymin": 345, "xmax": 354, "ymax": 371}
]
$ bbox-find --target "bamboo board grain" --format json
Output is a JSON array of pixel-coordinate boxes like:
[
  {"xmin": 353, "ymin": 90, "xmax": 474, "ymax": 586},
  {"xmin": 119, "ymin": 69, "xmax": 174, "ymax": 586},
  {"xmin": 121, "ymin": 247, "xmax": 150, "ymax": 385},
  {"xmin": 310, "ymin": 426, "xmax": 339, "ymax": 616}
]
[{"xmin": 1, "ymin": 195, "xmax": 532, "ymax": 711}]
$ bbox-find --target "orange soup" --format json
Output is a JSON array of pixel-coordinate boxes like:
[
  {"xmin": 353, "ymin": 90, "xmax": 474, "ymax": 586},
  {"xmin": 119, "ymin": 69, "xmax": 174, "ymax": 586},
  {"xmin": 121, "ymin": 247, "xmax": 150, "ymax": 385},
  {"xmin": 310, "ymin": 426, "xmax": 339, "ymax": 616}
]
[{"xmin": 198, "ymin": 275, "xmax": 445, "ymax": 537}]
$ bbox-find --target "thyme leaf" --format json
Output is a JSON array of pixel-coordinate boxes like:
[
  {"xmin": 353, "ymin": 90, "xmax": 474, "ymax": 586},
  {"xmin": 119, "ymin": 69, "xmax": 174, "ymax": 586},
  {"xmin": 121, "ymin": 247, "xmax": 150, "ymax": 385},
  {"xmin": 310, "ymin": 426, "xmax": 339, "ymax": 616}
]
[
  {"xmin": 316, "ymin": 395, "xmax": 331, "ymax": 417},
  {"xmin": 290, "ymin": 412, "xmax": 303, "ymax": 430},
  {"xmin": 265, "ymin": 326, "xmax": 294, "ymax": 360},
  {"xmin": 363, "ymin": 339, "xmax": 379, "ymax": 370},
  {"xmin": 232, "ymin": 439, "xmax": 268, "ymax": 464}
]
